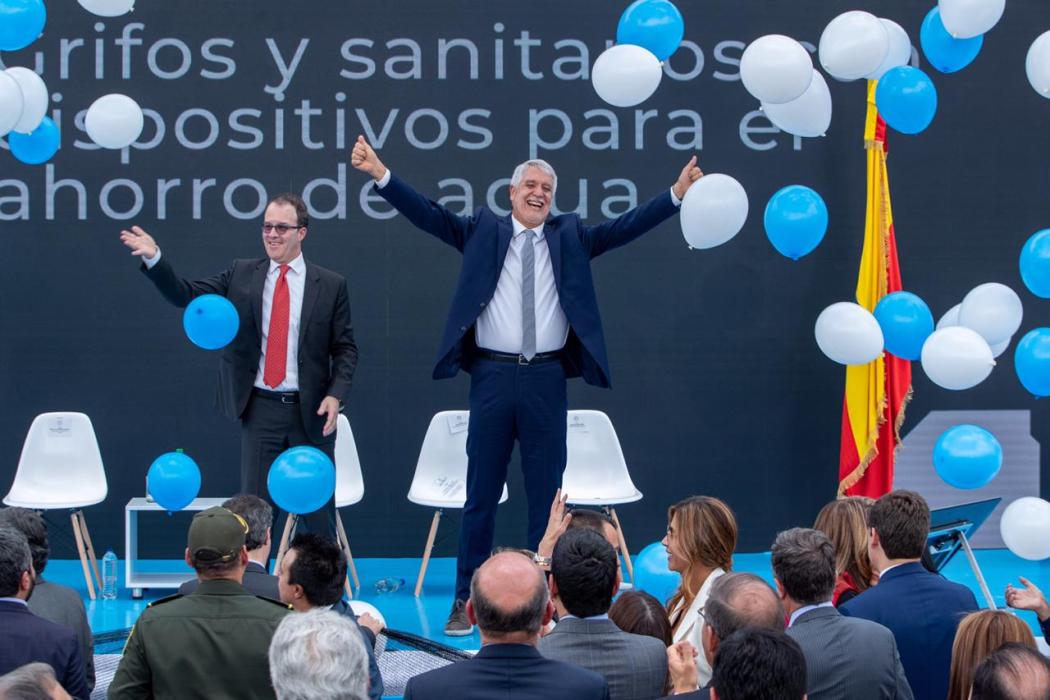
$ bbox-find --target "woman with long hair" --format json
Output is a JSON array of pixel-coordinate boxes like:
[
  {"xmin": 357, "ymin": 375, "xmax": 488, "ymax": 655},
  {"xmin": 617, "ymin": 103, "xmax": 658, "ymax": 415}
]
[
  {"xmin": 662, "ymin": 495, "xmax": 737, "ymax": 686},
  {"xmin": 813, "ymin": 496, "xmax": 875, "ymax": 606},
  {"xmin": 946, "ymin": 610, "xmax": 1037, "ymax": 700}
]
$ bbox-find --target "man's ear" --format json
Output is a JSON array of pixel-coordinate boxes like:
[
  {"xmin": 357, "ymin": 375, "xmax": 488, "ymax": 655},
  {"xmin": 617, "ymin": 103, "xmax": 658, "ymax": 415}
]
[
  {"xmin": 774, "ymin": 577, "xmax": 787, "ymax": 601},
  {"xmin": 612, "ymin": 567, "xmax": 622, "ymax": 598},
  {"xmin": 184, "ymin": 548, "xmax": 194, "ymax": 568},
  {"xmin": 549, "ymin": 577, "xmax": 560, "ymax": 601},
  {"xmin": 466, "ymin": 599, "xmax": 478, "ymax": 626},
  {"xmin": 710, "ymin": 688, "xmax": 719, "ymax": 700},
  {"xmin": 542, "ymin": 599, "xmax": 555, "ymax": 626}
]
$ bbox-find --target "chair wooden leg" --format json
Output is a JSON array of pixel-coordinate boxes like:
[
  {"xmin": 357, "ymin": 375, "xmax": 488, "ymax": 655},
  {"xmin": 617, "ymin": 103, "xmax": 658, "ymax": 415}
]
[
  {"xmin": 609, "ymin": 507, "xmax": 635, "ymax": 583},
  {"xmin": 70, "ymin": 512, "xmax": 96, "ymax": 600},
  {"xmin": 414, "ymin": 510, "xmax": 442, "ymax": 597},
  {"xmin": 75, "ymin": 510, "xmax": 103, "ymax": 590},
  {"xmin": 334, "ymin": 508, "xmax": 360, "ymax": 591},
  {"xmin": 272, "ymin": 514, "xmax": 297, "ymax": 575}
]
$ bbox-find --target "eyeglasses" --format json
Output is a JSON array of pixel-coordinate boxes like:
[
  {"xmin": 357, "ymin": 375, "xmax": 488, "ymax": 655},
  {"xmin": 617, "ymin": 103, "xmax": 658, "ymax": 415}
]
[{"xmin": 261, "ymin": 223, "xmax": 302, "ymax": 234}]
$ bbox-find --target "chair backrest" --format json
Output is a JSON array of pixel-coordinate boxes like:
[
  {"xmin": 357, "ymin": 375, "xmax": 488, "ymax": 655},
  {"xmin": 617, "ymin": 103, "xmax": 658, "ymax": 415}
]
[
  {"xmin": 4, "ymin": 412, "xmax": 108, "ymax": 509},
  {"xmin": 407, "ymin": 411, "xmax": 508, "ymax": 508},
  {"xmin": 334, "ymin": 414, "xmax": 364, "ymax": 507},
  {"xmin": 562, "ymin": 410, "xmax": 642, "ymax": 505}
]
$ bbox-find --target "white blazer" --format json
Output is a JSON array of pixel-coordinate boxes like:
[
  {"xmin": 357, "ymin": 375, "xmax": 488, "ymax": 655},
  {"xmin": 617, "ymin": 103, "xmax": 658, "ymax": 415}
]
[{"xmin": 669, "ymin": 567, "xmax": 726, "ymax": 687}]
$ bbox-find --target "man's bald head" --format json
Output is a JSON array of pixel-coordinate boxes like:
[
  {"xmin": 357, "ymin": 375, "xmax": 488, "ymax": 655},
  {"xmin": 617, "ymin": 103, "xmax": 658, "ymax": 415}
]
[
  {"xmin": 971, "ymin": 643, "xmax": 1050, "ymax": 700},
  {"xmin": 469, "ymin": 551, "xmax": 550, "ymax": 638},
  {"xmin": 704, "ymin": 572, "xmax": 785, "ymax": 650}
]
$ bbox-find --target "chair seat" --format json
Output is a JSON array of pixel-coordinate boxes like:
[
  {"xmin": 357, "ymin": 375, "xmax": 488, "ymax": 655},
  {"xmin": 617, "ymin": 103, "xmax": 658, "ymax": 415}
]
[
  {"xmin": 565, "ymin": 489, "xmax": 643, "ymax": 507},
  {"xmin": 335, "ymin": 493, "xmax": 364, "ymax": 508},
  {"xmin": 408, "ymin": 484, "xmax": 509, "ymax": 509},
  {"xmin": 4, "ymin": 488, "xmax": 106, "ymax": 510}
]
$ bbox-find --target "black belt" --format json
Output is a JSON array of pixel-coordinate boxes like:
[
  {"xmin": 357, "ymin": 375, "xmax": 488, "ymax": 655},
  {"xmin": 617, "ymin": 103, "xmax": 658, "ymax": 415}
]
[
  {"xmin": 477, "ymin": 349, "xmax": 562, "ymax": 366},
  {"xmin": 252, "ymin": 388, "xmax": 300, "ymax": 404}
]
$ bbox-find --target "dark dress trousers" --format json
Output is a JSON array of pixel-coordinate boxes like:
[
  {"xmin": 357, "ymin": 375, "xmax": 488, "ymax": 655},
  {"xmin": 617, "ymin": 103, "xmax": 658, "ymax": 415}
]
[
  {"xmin": 377, "ymin": 175, "xmax": 679, "ymax": 600},
  {"xmin": 0, "ymin": 599, "xmax": 89, "ymax": 700},
  {"xmin": 403, "ymin": 643, "xmax": 609, "ymax": 700},
  {"xmin": 840, "ymin": 562, "xmax": 978, "ymax": 700},
  {"xmin": 178, "ymin": 561, "xmax": 280, "ymax": 600}
]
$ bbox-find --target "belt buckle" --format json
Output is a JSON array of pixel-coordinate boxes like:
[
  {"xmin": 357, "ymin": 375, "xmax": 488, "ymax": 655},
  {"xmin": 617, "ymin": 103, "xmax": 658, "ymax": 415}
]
[
  {"xmin": 518, "ymin": 354, "xmax": 530, "ymax": 366},
  {"xmin": 280, "ymin": 394, "xmax": 295, "ymax": 404}
]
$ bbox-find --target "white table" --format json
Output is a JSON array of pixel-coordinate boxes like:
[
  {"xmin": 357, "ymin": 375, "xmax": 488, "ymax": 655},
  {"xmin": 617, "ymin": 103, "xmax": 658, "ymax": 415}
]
[{"xmin": 124, "ymin": 497, "xmax": 227, "ymax": 598}]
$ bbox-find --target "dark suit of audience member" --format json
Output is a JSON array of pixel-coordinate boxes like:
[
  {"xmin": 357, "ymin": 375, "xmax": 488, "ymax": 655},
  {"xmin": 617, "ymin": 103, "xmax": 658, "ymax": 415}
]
[{"xmin": 179, "ymin": 560, "xmax": 279, "ymax": 600}]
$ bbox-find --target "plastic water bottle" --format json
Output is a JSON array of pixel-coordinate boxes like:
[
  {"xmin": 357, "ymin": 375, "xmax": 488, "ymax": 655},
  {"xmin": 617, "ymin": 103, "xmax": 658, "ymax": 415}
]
[
  {"xmin": 102, "ymin": 550, "xmax": 119, "ymax": 600},
  {"xmin": 374, "ymin": 577, "xmax": 405, "ymax": 594}
]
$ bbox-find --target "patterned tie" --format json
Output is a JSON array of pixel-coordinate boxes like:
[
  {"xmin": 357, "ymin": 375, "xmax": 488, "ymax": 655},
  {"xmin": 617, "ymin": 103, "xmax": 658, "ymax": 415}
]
[
  {"xmin": 263, "ymin": 264, "xmax": 291, "ymax": 388},
  {"xmin": 521, "ymin": 229, "xmax": 536, "ymax": 361}
]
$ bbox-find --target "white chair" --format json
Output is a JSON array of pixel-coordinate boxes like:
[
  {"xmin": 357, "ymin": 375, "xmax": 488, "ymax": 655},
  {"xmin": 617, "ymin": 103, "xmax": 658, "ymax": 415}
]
[
  {"xmin": 562, "ymin": 410, "xmax": 642, "ymax": 583},
  {"xmin": 407, "ymin": 410, "xmax": 508, "ymax": 596},
  {"xmin": 4, "ymin": 413, "xmax": 107, "ymax": 599}
]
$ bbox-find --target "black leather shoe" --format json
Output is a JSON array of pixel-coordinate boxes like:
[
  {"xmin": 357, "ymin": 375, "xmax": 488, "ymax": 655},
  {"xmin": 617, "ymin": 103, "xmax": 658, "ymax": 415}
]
[{"xmin": 444, "ymin": 598, "xmax": 474, "ymax": 636}]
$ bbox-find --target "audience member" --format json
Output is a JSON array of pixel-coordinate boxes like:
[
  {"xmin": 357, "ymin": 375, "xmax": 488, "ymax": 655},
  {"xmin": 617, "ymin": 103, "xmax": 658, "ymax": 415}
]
[
  {"xmin": 0, "ymin": 528, "xmax": 87, "ymax": 700},
  {"xmin": 970, "ymin": 642, "xmax": 1050, "ymax": 700},
  {"xmin": 0, "ymin": 662, "xmax": 72, "ymax": 700},
  {"xmin": 276, "ymin": 533, "xmax": 384, "ymax": 700},
  {"xmin": 946, "ymin": 610, "xmax": 1036, "ymax": 700},
  {"xmin": 269, "ymin": 610, "xmax": 369, "ymax": 700},
  {"xmin": 179, "ymin": 495, "xmax": 279, "ymax": 599},
  {"xmin": 535, "ymin": 490, "xmax": 621, "ymax": 568},
  {"xmin": 108, "ymin": 506, "xmax": 290, "ymax": 699},
  {"xmin": 609, "ymin": 591, "xmax": 673, "ymax": 647},
  {"xmin": 1004, "ymin": 575, "xmax": 1050, "ymax": 640},
  {"xmin": 664, "ymin": 496, "xmax": 738, "ymax": 686},
  {"xmin": 771, "ymin": 527, "xmax": 911, "ymax": 700},
  {"xmin": 539, "ymin": 529, "xmax": 666, "ymax": 700},
  {"xmin": 840, "ymin": 490, "xmax": 978, "ymax": 700},
  {"xmin": 0, "ymin": 508, "xmax": 94, "ymax": 692},
  {"xmin": 709, "ymin": 628, "xmax": 807, "ymax": 700},
  {"xmin": 813, "ymin": 496, "xmax": 875, "ymax": 606},
  {"xmin": 404, "ymin": 551, "xmax": 609, "ymax": 699}
]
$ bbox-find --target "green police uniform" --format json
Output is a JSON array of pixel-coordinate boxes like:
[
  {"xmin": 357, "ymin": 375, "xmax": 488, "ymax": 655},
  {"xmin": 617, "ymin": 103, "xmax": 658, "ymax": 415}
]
[{"xmin": 107, "ymin": 579, "xmax": 290, "ymax": 700}]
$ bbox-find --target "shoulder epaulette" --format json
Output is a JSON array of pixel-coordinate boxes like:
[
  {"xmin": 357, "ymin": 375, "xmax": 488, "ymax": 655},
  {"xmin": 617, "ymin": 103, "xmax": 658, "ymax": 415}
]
[
  {"xmin": 147, "ymin": 593, "xmax": 182, "ymax": 607},
  {"xmin": 256, "ymin": 595, "xmax": 293, "ymax": 609}
]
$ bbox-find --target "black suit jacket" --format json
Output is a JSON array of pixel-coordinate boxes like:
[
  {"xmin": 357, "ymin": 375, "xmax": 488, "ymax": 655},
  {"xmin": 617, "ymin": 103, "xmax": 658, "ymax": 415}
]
[
  {"xmin": 0, "ymin": 600, "xmax": 89, "ymax": 700},
  {"xmin": 177, "ymin": 561, "xmax": 280, "ymax": 600},
  {"xmin": 143, "ymin": 255, "xmax": 357, "ymax": 443},
  {"xmin": 404, "ymin": 643, "xmax": 609, "ymax": 700}
]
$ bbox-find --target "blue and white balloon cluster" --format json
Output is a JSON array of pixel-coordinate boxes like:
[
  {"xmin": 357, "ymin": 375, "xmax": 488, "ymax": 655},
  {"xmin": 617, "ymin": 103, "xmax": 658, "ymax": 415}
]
[{"xmin": 590, "ymin": 0, "xmax": 683, "ymax": 108}]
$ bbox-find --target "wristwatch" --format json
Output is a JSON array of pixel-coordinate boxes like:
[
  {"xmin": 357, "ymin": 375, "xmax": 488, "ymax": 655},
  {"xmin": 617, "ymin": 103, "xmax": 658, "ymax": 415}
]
[{"xmin": 533, "ymin": 553, "xmax": 552, "ymax": 567}]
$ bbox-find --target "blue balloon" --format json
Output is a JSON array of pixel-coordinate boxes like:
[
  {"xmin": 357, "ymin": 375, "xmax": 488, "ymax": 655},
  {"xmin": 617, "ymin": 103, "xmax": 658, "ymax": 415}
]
[
  {"xmin": 183, "ymin": 294, "xmax": 239, "ymax": 350},
  {"xmin": 1015, "ymin": 328, "xmax": 1050, "ymax": 397},
  {"xmin": 875, "ymin": 66, "xmax": 938, "ymax": 135},
  {"xmin": 616, "ymin": 0, "xmax": 684, "ymax": 62},
  {"xmin": 268, "ymin": 446, "xmax": 335, "ymax": 515},
  {"xmin": 631, "ymin": 541, "xmax": 680, "ymax": 604},
  {"xmin": 147, "ymin": 451, "xmax": 202, "ymax": 512},
  {"xmin": 763, "ymin": 185, "xmax": 828, "ymax": 261},
  {"xmin": 1020, "ymin": 229, "xmax": 1050, "ymax": 299},
  {"xmin": 920, "ymin": 6, "xmax": 983, "ymax": 74},
  {"xmin": 933, "ymin": 425, "xmax": 1002, "ymax": 489},
  {"xmin": 0, "ymin": 0, "xmax": 46, "ymax": 52},
  {"xmin": 8, "ymin": 117, "xmax": 60, "ymax": 165},
  {"xmin": 873, "ymin": 291, "xmax": 935, "ymax": 361}
]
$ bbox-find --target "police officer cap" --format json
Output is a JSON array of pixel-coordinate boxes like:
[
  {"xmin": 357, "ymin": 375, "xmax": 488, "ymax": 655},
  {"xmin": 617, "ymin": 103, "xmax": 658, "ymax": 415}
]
[{"xmin": 187, "ymin": 506, "xmax": 248, "ymax": 562}]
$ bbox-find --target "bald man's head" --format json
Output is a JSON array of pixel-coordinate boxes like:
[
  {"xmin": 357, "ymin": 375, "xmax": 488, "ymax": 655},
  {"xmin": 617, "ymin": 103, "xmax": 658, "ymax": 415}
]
[
  {"xmin": 702, "ymin": 572, "xmax": 785, "ymax": 663},
  {"xmin": 469, "ymin": 551, "xmax": 550, "ymax": 638}
]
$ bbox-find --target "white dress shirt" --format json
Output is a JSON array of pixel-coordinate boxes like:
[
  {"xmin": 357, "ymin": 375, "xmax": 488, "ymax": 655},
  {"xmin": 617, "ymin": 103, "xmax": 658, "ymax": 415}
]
[{"xmin": 787, "ymin": 601, "xmax": 835, "ymax": 627}]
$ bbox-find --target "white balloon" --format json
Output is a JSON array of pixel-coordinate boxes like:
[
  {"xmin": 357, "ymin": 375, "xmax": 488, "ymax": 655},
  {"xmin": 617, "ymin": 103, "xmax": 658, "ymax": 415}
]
[
  {"xmin": 1026, "ymin": 30, "xmax": 1050, "ymax": 98},
  {"xmin": 936, "ymin": 303, "xmax": 962, "ymax": 330},
  {"xmin": 591, "ymin": 45, "xmax": 662, "ymax": 108},
  {"xmin": 990, "ymin": 336, "xmax": 1012, "ymax": 358},
  {"xmin": 920, "ymin": 326, "xmax": 995, "ymax": 390},
  {"xmin": 4, "ymin": 67, "xmax": 48, "ymax": 134},
  {"xmin": 999, "ymin": 497, "xmax": 1050, "ymax": 561},
  {"xmin": 740, "ymin": 35, "xmax": 813, "ymax": 105},
  {"xmin": 864, "ymin": 18, "xmax": 912, "ymax": 80},
  {"xmin": 0, "ymin": 71, "xmax": 25, "ymax": 137},
  {"xmin": 959, "ymin": 282, "xmax": 1023, "ymax": 345},
  {"xmin": 761, "ymin": 70, "xmax": 832, "ymax": 137},
  {"xmin": 680, "ymin": 174, "xmax": 749, "ymax": 250},
  {"xmin": 85, "ymin": 94, "xmax": 144, "ymax": 149},
  {"xmin": 814, "ymin": 302, "xmax": 885, "ymax": 365},
  {"xmin": 819, "ymin": 11, "xmax": 890, "ymax": 81},
  {"xmin": 77, "ymin": 0, "xmax": 135, "ymax": 17},
  {"xmin": 938, "ymin": 0, "xmax": 1006, "ymax": 39}
]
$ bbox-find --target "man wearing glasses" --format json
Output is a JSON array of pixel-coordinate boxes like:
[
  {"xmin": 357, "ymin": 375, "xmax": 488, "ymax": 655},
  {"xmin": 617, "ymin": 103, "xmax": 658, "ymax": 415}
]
[{"xmin": 120, "ymin": 194, "xmax": 357, "ymax": 536}]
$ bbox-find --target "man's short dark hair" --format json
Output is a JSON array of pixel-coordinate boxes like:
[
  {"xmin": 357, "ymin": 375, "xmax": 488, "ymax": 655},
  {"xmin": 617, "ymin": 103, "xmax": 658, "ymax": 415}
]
[
  {"xmin": 711, "ymin": 627, "xmax": 807, "ymax": 700},
  {"xmin": 869, "ymin": 490, "xmax": 930, "ymax": 559},
  {"xmin": 268, "ymin": 192, "xmax": 309, "ymax": 228},
  {"xmin": 288, "ymin": 533, "xmax": 346, "ymax": 607},
  {"xmin": 567, "ymin": 508, "xmax": 615, "ymax": 537},
  {"xmin": 0, "ymin": 508, "xmax": 48, "ymax": 576},
  {"xmin": 703, "ymin": 572, "xmax": 786, "ymax": 643},
  {"xmin": 221, "ymin": 495, "xmax": 272, "ymax": 551},
  {"xmin": 551, "ymin": 528, "xmax": 617, "ymax": 618},
  {"xmin": 0, "ymin": 527, "xmax": 32, "ymax": 597},
  {"xmin": 971, "ymin": 642, "xmax": 1050, "ymax": 700},
  {"xmin": 470, "ymin": 556, "xmax": 548, "ymax": 636},
  {"xmin": 771, "ymin": 528, "xmax": 837, "ymax": 606}
]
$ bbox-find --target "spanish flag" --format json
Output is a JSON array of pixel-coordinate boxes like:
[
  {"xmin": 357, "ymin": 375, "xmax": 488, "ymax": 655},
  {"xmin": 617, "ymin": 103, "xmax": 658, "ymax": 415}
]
[{"xmin": 837, "ymin": 82, "xmax": 913, "ymax": 498}]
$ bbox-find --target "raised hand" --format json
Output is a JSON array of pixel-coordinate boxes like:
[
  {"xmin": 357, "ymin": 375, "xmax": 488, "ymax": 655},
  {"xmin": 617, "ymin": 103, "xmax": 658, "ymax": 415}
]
[
  {"xmin": 667, "ymin": 640, "xmax": 700, "ymax": 694},
  {"xmin": 350, "ymin": 135, "xmax": 388, "ymax": 181},
  {"xmin": 120, "ymin": 225, "xmax": 159, "ymax": 259},
  {"xmin": 672, "ymin": 155, "xmax": 703, "ymax": 201},
  {"xmin": 536, "ymin": 488, "xmax": 572, "ymax": 560},
  {"xmin": 1006, "ymin": 576, "xmax": 1050, "ymax": 620}
]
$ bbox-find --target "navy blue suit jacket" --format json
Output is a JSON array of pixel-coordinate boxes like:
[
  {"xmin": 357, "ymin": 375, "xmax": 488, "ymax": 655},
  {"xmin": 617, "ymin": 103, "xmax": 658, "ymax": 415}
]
[
  {"xmin": 840, "ymin": 562, "xmax": 978, "ymax": 700},
  {"xmin": 376, "ymin": 175, "xmax": 679, "ymax": 388},
  {"xmin": 404, "ymin": 643, "xmax": 609, "ymax": 700},
  {"xmin": 0, "ymin": 600, "xmax": 89, "ymax": 699}
]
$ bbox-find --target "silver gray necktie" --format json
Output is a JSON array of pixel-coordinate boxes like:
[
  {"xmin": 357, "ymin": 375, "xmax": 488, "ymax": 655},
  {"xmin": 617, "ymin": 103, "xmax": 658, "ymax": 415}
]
[{"xmin": 521, "ymin": 229, "xmax": 536, "ymax": 361}]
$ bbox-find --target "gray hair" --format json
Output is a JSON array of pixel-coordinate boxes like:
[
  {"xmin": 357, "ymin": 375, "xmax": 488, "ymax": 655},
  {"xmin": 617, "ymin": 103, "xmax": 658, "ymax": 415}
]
[
  {"xmin": 269, "ymin": 610, "xmax": 369, "ymax": 700},
  {"xmin": 771, "ymin": 527, "xmax": 837, "ymax": 606},
  {"xmin": 510, "ymin": 159, "xmax": 558, "ymax": 193},
  {"xmin": 0, "ymin": 527, "xmax": 32, "ymax": 598},
  {"xmin": 0, "ymin": 662, "xmax": 60, "ymax": 699}
]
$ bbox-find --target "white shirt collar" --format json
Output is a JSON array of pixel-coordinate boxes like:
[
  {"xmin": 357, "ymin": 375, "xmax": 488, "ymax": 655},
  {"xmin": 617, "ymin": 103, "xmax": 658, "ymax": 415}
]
[
  {"xmin": 878, "ymin": 561, "xmax": 916, "ymax": 578},
  {"xmin": 0, "ymin": 597, "xmax": 28, "ymax": 607},
  {"xmin": 268, "ymin": 253, "xmax": 305, "ymax": 276},
  {"xmin": 559, "ymin": 613, "xmax": 610, "ymax": 622},
  {"xmin": 788, "ymin": 601, "xmax": 834, "ymax": 627},
  {"xmin": 510, "ymin": 216, "xmax": 546, "ymax": 241}
]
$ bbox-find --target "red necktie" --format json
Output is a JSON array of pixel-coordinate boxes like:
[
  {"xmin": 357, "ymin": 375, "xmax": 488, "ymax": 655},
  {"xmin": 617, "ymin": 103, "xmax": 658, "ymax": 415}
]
[{"xmin": 263, "ymin": 265, "xmax": 291, "ymax": 388}]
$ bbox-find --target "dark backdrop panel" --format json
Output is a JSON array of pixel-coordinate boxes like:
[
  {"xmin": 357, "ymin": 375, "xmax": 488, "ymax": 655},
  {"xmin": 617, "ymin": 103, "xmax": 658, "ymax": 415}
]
[{"xmin": 1, "ymin": 1, "xmax": 1047, "ymax": 560}]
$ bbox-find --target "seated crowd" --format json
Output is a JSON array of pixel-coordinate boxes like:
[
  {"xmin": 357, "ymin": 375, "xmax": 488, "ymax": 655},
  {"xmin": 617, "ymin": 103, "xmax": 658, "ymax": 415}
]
[{"xmin": 1, "ymin": 489, "xmax": 1049, "ymax": 700}]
